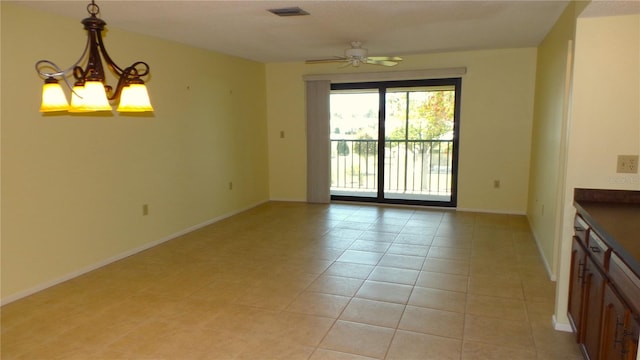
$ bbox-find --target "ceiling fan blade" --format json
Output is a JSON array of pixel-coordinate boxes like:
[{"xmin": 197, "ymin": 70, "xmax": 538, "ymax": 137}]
[
  {"xmin": 365, "ymin": 58, "xmax": 401, "ymax": 67},
  {"xmin": 305, "ymin": 57, "xmax": 347, "ymax": 64},
  {"xmin": 367, "ymin": 56, "xmax": 403, "ymax": 62}
]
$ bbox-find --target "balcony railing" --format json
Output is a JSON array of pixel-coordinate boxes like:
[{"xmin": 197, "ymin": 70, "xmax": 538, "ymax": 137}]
[{"xmin": 331, "ymin": 139, "xmax": 453, "ymax": 200}]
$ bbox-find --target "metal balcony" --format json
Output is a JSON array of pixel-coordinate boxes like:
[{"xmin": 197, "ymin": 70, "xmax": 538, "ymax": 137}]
[{"xmin": 330, "ymin": 139, "xmax": 453, "ymax": 201}]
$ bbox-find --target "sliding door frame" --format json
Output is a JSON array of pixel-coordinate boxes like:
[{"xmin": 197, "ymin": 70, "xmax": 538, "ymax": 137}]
[{"xmin": 330, "ymin": 77, "xmax": 462, "ymax": 207}]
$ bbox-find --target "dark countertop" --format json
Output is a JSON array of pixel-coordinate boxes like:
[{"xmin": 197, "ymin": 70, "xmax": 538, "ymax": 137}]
[{"xmin": 574, "ymin": 188, "xmax": 640, "ymax": 277}]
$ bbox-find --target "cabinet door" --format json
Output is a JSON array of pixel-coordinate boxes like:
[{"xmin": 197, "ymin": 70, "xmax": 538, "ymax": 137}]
[
  {"xmin": 584, "ymin": 255, "xmax": 606, "ymax": 360},
  {"xmin": 622, "ymin": 316, "xmax": 638, "ymax": 360},
  {"xmin": 601, "ymin": 283, "xmax": 629, "ymax": 360},
  {"xmin": 569, "ymin": 237, "xmax": 588, "ymax": 337}
]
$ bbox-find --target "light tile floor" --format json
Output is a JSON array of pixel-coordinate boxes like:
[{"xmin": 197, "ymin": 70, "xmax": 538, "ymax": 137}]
[{"xmin": 1, "ymin": 202, "xmax": 583, "ymax": 359}]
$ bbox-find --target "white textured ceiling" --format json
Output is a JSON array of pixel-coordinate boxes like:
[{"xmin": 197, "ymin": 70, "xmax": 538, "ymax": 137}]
[
  {"xmin": 581, "ymin": 0, "xmax": 640, "ymax": 17},
  {"xmin": 14, "ymin": 0, "xmax": 638, "ymax": 63}
]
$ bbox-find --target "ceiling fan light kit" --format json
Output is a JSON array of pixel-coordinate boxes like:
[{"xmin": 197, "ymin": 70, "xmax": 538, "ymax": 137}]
[
  {"xmin": 306, "ymin": 41, "xmax": 402, "ymax": 67},
  {"xmin": 345, "ymin": 42, "xmax": 367, "ymax": 58},
  {"xmin": 35, "ymin": 0, "xmax": 153, "ymax": 113}
]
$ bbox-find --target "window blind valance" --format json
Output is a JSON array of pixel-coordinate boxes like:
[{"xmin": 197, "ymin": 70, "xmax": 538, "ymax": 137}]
[{"xmin": 302, "ymin": 67, "xmax": 467, "ymax": 83}]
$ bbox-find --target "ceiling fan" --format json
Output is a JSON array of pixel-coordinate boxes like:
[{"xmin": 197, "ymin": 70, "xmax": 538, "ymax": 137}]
[{"xmin": 305, "ymin": 41, "xmax": 402, "ymax": 67}]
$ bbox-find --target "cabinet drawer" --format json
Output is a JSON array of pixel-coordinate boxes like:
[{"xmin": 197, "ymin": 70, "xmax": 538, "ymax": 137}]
[
  {"xmin": 574, "ymin": 214, "xmax": 589, "ymax": 246},
  {"xmin": 609, "ymin": 253, "xmax": 640, "ymax": 314},
  {"xmin": 587, "ymin": 231, "xmax": 610, "ymax": 269}
]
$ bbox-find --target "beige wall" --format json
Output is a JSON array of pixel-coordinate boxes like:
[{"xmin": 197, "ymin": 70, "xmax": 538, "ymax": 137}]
[
  {"xmin": 554, "ymin": 13, "xmax": 640, "ymax": 328},
  {"xmin": 266, "ymin": 48, "xmax": 537, "ymax": 213},
  {"xmin": 1, "ymin": 3, "xmax": 269, "ymax": 303},
  {"xmin": 527, "ymin": 2, "xmax": 581, "ymax": 281}
]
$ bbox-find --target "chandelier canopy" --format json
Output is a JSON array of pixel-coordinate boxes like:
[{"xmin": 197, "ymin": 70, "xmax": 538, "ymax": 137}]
[{"xmin": 36, "ymin": 1, "xmax": 153, "ymax": 113}]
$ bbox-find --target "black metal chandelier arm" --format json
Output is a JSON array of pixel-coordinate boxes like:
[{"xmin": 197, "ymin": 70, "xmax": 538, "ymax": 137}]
[
  {"xmin": 35, "ymin": 36, "xmax": 91, "ymax": 79},
  {"xmin": 127, "ymin": 61, "xmax": 151, "ymax": 78},
  {"xmin": 108, "ymin": 74, "xmax": 127, "ymax": 101},
  {"xmin": 106, "ymin": 63, "xmax": 148, "ymax": 101},
  {"xmin": 93, "ymin": 27, "xmax": 151, "ymax": 82},
  {"xmin": 72, "ymin": 66, "xmax": 85, "ymax": 82},
  {"xmin": 96, "ymin": 30, "xmax": 125, "ymax": 75}
]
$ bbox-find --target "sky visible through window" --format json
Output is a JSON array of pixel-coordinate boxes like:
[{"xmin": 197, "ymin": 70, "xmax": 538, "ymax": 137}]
[{"xmin": 330, "ymin": 92, "xmax": 378, "ymax": 140}]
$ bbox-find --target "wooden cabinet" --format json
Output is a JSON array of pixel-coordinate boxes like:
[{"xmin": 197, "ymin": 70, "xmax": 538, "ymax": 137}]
[
  {"xmin": 600, "ymin": 283, "xmax": 639, "ymax": 360},
  {"xmin": 569, "ymin": 236, "xmax": 587, "ymax": 338},
  {"xmin": 626, "ymin": 318, "xmax": 639, "ymax": 360},
  {"xmin": 569, "ymin": 213, "xmax": 640, "ymax": 360},
  {"xmin": 583, "ymin": 256, "xmax": 606, "ymax": 359},
  {"xmin": 569, "ymin": 214, "xmax": 591, "ymax": 338}
]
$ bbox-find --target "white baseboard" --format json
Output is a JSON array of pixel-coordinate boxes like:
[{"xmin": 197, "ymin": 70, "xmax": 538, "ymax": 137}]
[
  {"xmin": 553, "ymin": 314, "xmax": 574, "ymax": 332},
  {"xmin": 269, "ymin": 198, "xmax": 306, "ymax": 203},
  {"xmin": 455, "ymin": 207, "xmax": 526, "ymax": 215},
  {"xmin": 0, "ymin": 200, "xmax": 267, "ymax": 307},
  {"xmin": 527, "ymin": 221, "xmax": 557, "ymax": 281}
]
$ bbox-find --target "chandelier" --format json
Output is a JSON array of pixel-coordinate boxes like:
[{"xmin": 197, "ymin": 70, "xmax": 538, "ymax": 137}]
[{"xmin": 35, "ymin": 1, "xmax": 153, "ymax": 113}]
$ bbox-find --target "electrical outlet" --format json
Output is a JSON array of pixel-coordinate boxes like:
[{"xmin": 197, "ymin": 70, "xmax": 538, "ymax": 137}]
[
  {"xmin": 142, "ymin": 204, "xmax": 149, "ymax": 216},
  {"xmin": 280, "ymin": 130, "xmax": 285, "ymax": 138},
  {"xmin": 493, "ymin": 180, "xmax": 500, "ymax": 189},
  {"xmin": 617, "ymin": 155, "xmax": 639, "ymax": 174},
  {"xmin": 229, "ymin": 182, "xmax": 233, "ymax": 190}
]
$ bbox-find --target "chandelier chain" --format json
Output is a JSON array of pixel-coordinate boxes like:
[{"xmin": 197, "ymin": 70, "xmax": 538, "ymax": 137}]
[{"xmin": 87, "ymin": 0, "xmax": 99, "ymax": 16}]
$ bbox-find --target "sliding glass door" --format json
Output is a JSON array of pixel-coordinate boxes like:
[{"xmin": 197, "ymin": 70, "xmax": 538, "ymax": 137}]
[
  {"xmin": 329, "ymin": 78, "xmax": 461, "ymax": 207},
  {"xmin": 330, "ymin": 89, "xmax": 380, "ymax": 198}
]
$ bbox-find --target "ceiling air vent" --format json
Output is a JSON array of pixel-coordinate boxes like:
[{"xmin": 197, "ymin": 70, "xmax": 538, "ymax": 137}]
[{"xmin": 268, "ymin": 7, "xmax": 310, "ymax": 17}]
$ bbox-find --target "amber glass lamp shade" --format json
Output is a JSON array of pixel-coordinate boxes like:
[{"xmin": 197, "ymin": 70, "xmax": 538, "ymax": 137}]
[
  {"xmin": 117, "ymin": 83, "xmax": 154, "ymax": 112},
  {"xmin": 40, "ymin": 78, "xmax": 69, "ymax": 112},
  {"xmin": 69, "ymin": 84, "xmax": 89, "ymax": 113},
  {"xmin": 77, "ymin": 81, "xmax": 111, "ymax": 112}
]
